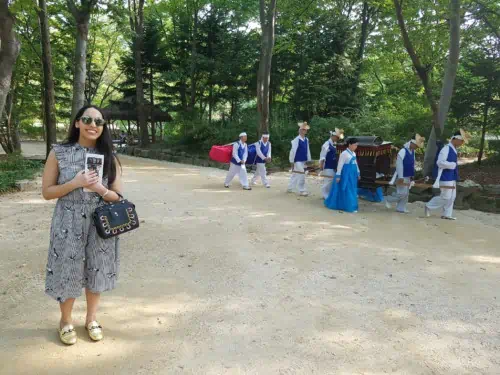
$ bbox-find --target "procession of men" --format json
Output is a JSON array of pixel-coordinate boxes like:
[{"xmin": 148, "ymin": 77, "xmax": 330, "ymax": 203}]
[{"xmin": 220, "ymin": 122, "xmax": 467, "ymax": 220}]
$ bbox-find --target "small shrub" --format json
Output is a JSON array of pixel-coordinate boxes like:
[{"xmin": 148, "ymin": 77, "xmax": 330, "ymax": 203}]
[{"xmin": 0, "ymin": 154, "xmax": 43, "ymax": 194}]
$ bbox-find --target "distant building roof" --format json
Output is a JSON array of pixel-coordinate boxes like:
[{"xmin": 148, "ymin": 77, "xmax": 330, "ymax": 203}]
[{"xmin": 101, "ymin": 97, "xmax": 173, "ymax": 122}]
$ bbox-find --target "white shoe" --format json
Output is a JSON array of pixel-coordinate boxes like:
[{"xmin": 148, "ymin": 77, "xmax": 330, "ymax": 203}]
[
  {"xmin": 243, "ymin": 186, "xmax": 252, "ymax": 191},
  {"xmin": 299, "ymin": 192, "xmax": 309, "ymax": 197},
  {"xmin": 251, "ymin": 181, "xmax": 257, "ymax": 186},
  {"xmin": 58, "ymin": 324, "xmax": 77, "ymax": 345},
  {"xmin": 424, "ymin": 206, "xmax": 430, "ymax": 217},
  {"xmin": 265, "ymin": 185, "xmax": 271, "ymax": 189},
  {"xmin": 441, "ymin": 216, "xmax": 457, "ymax": 221},
  {"xmin": 384, "ymin": 200, "xmax": 391, "ymax": 209},
  {"xmin": 397, "ymin": 209, "xmax": 410, "ymax": 214},
  {"xmin": 224, "ymin": 184, "xmax": 229, "ymax": 188},
  {"xmin": 287, "ymin": 189, "xmax": 294, "ymax": 193}
]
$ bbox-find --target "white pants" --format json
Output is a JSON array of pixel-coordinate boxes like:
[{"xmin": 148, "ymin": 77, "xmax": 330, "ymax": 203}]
[
  {"xmin": 251, "ymin": 163, "xmax": 269, "ymax": 187},
  {"xmin": 386, "ymin": 177, "xmax": 410, "ymax": 212},
  {"xmin": 225, "ymin": 163, "xmax": 249, "ymax": 188},
  {"xmin": 321, "ymin": 169, "xmax": 335, "ymax": 199},
  {"xmin": 426, "ymin": 181, "xmax": 457, "ymax": 217},
  {"xmin": 288, "ymin": 162, "xmax": 307, "ymax": 193}
]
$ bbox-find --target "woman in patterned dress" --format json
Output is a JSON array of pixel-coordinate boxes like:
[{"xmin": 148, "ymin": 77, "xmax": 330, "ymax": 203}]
[{"xmin": 42, "ymin": 105, "xmax": 123, "ymax": 345}]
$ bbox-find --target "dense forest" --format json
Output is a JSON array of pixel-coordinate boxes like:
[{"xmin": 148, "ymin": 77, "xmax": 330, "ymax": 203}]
[{"xmin": 0, "ymin": 0, "xmax": 499, "ymax": 173}]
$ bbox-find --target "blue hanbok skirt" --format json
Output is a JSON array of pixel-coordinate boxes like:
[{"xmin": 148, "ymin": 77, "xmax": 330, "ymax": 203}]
[
  {"xmin": 324, "ymin": 162, "xmax": 359, "ymax": 212},
  {"xmin": 358, "ymin": 187, "xmax": 384, "ymax": 202}
]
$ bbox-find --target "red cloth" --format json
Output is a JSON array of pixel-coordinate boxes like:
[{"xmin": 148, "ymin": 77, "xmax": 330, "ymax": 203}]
[{"xmin": 209, "ymin": 145, "xmax": 233, "ymax": 163}]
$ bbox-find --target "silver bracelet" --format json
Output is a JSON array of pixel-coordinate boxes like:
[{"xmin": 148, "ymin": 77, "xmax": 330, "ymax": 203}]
[{"xmin": 102, "ymin": 189, "xmax": 110, "ymax": 198}]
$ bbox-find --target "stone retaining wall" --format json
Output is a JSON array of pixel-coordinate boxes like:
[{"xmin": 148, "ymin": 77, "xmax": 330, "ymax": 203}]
[
  {"xmin": 119, "ymin": 146, "xmax": 230, "ymax": 170},
  {"xmin": 120, "ymin": 146, "xmax": 500, "ymax": 213}
]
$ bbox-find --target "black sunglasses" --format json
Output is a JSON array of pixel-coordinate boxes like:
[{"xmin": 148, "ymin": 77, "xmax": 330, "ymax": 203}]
[{"xmin": 79, "ymin": 116, "xmax": 106, "ymax": 127}]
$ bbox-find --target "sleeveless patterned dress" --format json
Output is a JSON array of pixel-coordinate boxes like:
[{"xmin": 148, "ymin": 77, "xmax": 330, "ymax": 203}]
[{"xmin": 45, "ymin": 143, "xmax": 120, "ymax": 302}]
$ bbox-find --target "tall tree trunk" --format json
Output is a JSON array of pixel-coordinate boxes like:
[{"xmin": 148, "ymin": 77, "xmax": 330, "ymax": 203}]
[
  {"xmin": 208, "ymin": 83, "xmax": 213, "ymax": 124},
  {"xmin": 351, "ymin": 1, "xmax": 372, "ymax": 99},
  {"xmin": 67, "ymin": 0, "xmax": 96, "ymax": 121},
  {"xmin": 422, "ymin": 0, "xmax": 461, "ymax": 175},
  {"xmin": 199, "ymin": 91, "xmax": 204, "ymax": 118},
  {"xmin": 393, "ymin": 0, "xmax": 439, "ymax": 129},
  {"xmin": 9, "ymin": 98, "xmax": 21, "ymax": 152},
  {"xmin": 128, "ymin": 0, "xmax": 149, "ymax": 147},
  {"xmin": 189, "ymin": 3, "xmax": 199, "ymax": 113},
  {"xmin": 150, "ymin": 67, "xmax": 155, "ymax": 143},
  {"xmin": 0, "ymin": 2, "xmax": 21, "ymax": 127},
  {"xmin": 230, "ymin": 99, "xmax": 237, "ymax": 121},
  {"xmin": 394, "ymin": 0, "xmax": 461, "ymax": 176},
  {"xmin": 72, "ymin": 28, "xmax": 87, "ymax": 118},
  {"xmin": 38, "ymin": 0, "xmax": 58, "ymax": 157},
  {"xmin": 477, "ymin": 79, "xmax": 492, "ymax": 166},
  {"xmin": 180, "ymin": 80, "xmax": 188, "ymax": 111},
  {"xmin": 0, "ymin": 88, "xmax": 20, "ymax": 153},
  {"xmin": 256, "ymin": 0, "xmax": 277, "ymax": 136},
  {"xmin": 207, "ymin": 15, "xmax": 215, "ymax": 126}
]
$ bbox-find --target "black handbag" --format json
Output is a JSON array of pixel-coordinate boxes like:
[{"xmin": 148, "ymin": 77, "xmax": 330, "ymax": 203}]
[{"xmin": 93, "ymin": 196, "xmax": 139, "ymax": 239}]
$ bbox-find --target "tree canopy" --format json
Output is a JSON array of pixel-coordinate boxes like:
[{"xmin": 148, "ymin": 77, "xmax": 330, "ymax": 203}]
[{"xmin": 1, "ymin": 0, "xmax": 498, "ymax": 165}]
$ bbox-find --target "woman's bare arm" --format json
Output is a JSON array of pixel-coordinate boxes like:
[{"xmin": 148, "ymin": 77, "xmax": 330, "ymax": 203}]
[
  {"xmin": 102, "ymin": 158, "xmax": 123, "ymax": 202},
  {"xmin": 42, "ymin": 150, "xmax": 98, "ymax": 200},
  {"xmin": 89, "ymin": 157, "xmax": 123, "ymax": 202}
]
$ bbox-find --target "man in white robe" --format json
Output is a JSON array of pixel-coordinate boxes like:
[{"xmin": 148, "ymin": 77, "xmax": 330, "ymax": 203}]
[
  {"xmin": 288, "ymin": 122, "xmax": 312, "ymax": 197},
  {"xmin": 385, "ymin": 134, "xmax": 425, "ymax": 213},
  {"xmin": 319, "ymin": 128, "xmax": 343, "ymax": 199},
  {"xmin": 224, "ymin": 132, "xmax": 251, "ymax": 190},
  {"xmin": 425, "ymin": 129, "xmax": 469, "ymax": 220},
  {"xmin": 251, "ymin": 133, "xmax": 272, "ymax": 188}
]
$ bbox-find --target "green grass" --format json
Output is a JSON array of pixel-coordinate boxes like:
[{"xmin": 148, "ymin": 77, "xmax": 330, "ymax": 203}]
[{"xmin": 0, "ymin": 154, "xmax": 44, "ymax": 194}]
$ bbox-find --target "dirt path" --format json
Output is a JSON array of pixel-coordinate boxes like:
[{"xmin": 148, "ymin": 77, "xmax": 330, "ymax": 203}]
[{"xmin": 1, "ymin": 151, "xmax": 499, "ymax": 375}]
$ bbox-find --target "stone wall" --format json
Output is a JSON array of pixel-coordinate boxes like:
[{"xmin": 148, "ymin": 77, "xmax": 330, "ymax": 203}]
[
  {"xmin": 387, "ymin": 181, "xmax": 500, "ymax": 213},
  {"xmin": 118, "ymin": 146, "xmax": 229, "ymax": 171},
  {"xmin": 120, "ymin": 146, "xmax": 500, "ymax": 214}
]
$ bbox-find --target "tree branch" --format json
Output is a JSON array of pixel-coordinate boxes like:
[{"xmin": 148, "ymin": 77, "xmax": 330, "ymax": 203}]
[
  {"xmin": 259, "ymin": 0, "xmax": 266, "ymax": 28},
  {"xmin": 481, "ymin": 14, "xmax": 500, "ymax": 40},
  {"xmin": 127, "ymin": 0, "xmax": 135, "ymax": 31},
  {"xmin": 99, "ymin": 71, "xmax": 123, "ymax": 107},
  {"xmin": 473, "ymin": 0, "xmax": 500, "ymax": 18},
  {"xmin": 393, "ymin": 0, "xmax": 437, "ymax": 115},
  {"xmin": 66, "ymin": 0, "xmax": 79, "ymax": 19}
]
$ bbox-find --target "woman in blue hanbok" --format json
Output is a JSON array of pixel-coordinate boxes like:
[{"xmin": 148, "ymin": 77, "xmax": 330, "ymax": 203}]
[{"xmin": 325, "ymin": 137, "xmax": 360, "ymax": 213}]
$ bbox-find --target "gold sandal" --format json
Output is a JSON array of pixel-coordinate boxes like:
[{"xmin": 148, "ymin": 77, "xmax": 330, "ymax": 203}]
[
  {"xmin": 86, "ymin": 321, "xmax": 104, "ymax": 341},
  {"xmin": 59, "ymin": 324, "xmax": 77, "ymax": 345}
]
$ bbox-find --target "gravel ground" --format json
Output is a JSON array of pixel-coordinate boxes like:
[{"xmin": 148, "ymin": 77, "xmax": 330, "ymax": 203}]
[{"xmin": 0, "ymin": 146, "xmax": 499, "ymax": 375}]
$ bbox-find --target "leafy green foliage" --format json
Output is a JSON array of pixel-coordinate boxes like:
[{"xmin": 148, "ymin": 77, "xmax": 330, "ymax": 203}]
[
  {"xmin": 7, "ymin": 0, "xmax": 500, "ymax": 166},
  {"xmin": 0, "ymin": 154, "xmax": 43, "ymax": 193}
]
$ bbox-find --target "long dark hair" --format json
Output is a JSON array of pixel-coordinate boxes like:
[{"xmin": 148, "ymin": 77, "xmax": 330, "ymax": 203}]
[{"xmin": 64, "ymin": 105, "xmax": 120, "ymax": 185}]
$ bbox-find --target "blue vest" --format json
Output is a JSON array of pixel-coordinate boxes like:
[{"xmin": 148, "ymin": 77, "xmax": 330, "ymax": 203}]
[
  {"xmin": 324, "ymin": 142, "xmax": 337, "ymax": 170},
  {"xmin": 440, "ymin": 146, "xmax": 459, "ymax": 181},
  {"xmin": 256, "ymin": 141, "xmax": 270, "ymax": 163},
  {"xmin": 230, "ymin": 143, "xmax": 246, "ymax": 165},
  {"xmin": 402, "ymin": 148, "xmax": 415, "ymax": 177},
  {"xmin": 294, "ymin": 138, "xmax": 308, "ymax": 162},
  {"xmin": 432, "ymin": 141, "xmax": 445, "ymax": 179}
]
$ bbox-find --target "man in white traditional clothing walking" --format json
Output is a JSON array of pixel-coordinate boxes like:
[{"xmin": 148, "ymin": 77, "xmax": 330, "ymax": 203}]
[
  {"xmin": 224, "ymin": 132, "xmax": 252, "ymax": 190},
  {"xmin": 288, "ymin": 122, "xmax": 312, "ymax": 197},
  {"xmin": 251, "ymin": 133, "xmax": 272, "ymax": 188},
  {"xmin": 384, "ymin": 134, "xmax": 425, "ymax": 213},
  {"xmin": 425, "ymin": 129, "xmax": 470, "ymax": 220},
  {"xmin": 319, "ymin": 128, "xmax": 343, "ymax": 199}
]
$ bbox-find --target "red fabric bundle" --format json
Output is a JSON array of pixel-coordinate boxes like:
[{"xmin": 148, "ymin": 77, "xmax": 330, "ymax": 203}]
[{"xmin": 209, "ymin": 145, "xmax": 233, "ymax": 163}]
